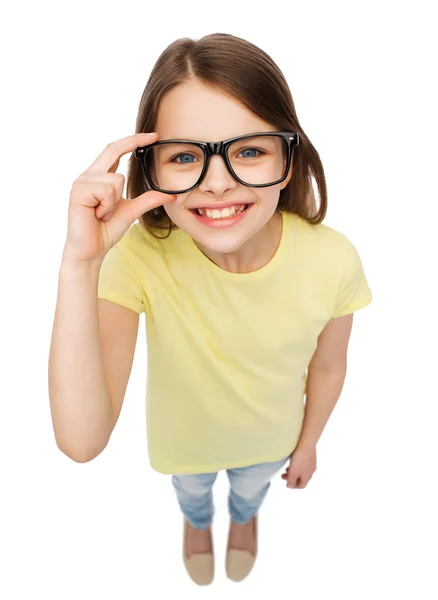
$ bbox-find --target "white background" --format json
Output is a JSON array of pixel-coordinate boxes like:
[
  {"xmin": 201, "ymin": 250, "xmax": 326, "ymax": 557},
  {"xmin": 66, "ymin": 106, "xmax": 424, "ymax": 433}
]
[{"xmin": 1, "ymin": 0, "xmax": 437, "ymax": 597}]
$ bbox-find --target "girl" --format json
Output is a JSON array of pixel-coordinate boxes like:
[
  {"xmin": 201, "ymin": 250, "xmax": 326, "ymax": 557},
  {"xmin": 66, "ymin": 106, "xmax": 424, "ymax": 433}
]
[{"xmin": 49, "ymin": 33, "xmax": 372, "ymax": 586}]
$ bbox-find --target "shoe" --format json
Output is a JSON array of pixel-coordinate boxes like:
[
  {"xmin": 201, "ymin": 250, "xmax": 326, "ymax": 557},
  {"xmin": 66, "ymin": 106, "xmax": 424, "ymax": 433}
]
[
  {"xmin": 225, "ymin": 514, "xmax": 258, "ymax": 582},
  {"xmin": 182, "ymin": 517, "xmax": 214, "ymax": 586}
]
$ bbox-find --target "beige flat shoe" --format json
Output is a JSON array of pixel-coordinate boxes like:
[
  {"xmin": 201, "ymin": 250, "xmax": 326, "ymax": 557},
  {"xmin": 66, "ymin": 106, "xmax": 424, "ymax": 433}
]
[
  {"xmin": 226, "ymin": 514, "xmax": 258, "ymax": 582},
  {"xmin": 182, "ymin": 517, "xmax": 214, "ymax": 586}
]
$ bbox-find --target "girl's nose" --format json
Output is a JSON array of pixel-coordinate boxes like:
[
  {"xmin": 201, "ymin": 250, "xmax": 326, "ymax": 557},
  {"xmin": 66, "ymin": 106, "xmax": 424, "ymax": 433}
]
[{"xmin": 198, "ymin": 155, "xmax": 237, "ymax": 195}]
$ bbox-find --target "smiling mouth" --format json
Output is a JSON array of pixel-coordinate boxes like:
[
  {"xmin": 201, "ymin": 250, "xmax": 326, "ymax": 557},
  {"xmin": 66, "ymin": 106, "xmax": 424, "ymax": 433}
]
[{"xmin": 189, "ymin": 204, "xmax": 250, "ymax": 216}]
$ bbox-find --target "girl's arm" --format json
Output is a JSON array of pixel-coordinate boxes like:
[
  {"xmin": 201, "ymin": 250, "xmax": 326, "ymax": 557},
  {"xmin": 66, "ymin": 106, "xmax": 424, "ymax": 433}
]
[
  {"xmin": 296, "ymin": 314, "xmax": 352, "ymax": 449},
  {"xmin": 48, "ymin": 258, "xmax": 115, "ymax": 462},
  {"xmin": 296, "ymin": 367, "xmax": 346, "ymax": 450}
]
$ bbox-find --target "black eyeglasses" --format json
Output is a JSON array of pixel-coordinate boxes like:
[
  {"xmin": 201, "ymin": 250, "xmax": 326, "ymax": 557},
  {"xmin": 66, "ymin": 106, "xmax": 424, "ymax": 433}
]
[{"xmin": 134, "ymin": 131, "xmax": 299, "ymax": 194}]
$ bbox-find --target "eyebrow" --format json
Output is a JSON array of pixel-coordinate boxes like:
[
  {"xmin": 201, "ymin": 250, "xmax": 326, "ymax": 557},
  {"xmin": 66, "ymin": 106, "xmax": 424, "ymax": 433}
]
[
  {"xmin": 170, "ymin": 136, "xmax": 203, "ymax": 141},
  {"xmin": 161, "ymin": 137, "xmax": 195, "ymax": 142},
  {"xmin": 164, "ymin": 133, "xmax": 264, "ymax": 142}
]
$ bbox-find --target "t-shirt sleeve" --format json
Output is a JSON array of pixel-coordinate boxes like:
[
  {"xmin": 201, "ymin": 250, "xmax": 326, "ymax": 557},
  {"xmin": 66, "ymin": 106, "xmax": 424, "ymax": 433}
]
[
  {"xmin": 332, "ymin": 237, "xmax": 373, "ymax": 318},
  {"xmin": 97, "ymin": 242, "xmax": 146, "ymax": 315}
]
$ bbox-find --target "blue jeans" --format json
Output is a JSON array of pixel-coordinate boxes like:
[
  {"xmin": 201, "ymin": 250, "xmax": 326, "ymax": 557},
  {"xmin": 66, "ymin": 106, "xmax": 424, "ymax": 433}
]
[{"xmin": 171, "ymin": 453, "xmax": 292, "ymax": 530}]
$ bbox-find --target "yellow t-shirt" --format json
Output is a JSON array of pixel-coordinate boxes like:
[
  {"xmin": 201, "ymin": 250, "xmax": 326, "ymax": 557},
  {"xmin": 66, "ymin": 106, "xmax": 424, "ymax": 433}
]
[{"xmin": 97, "ymin": 211, "xmax": 372, "ymax": 474}]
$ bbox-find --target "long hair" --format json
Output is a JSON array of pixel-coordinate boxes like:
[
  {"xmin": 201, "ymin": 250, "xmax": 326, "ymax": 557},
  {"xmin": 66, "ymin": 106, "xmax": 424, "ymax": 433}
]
[{"xmin": 126, "ymin": 33, "xmax": 327, "ymax": 239}]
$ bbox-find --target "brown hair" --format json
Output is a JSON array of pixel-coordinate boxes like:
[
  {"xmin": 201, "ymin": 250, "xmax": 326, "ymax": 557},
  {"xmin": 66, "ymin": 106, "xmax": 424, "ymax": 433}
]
[{"xmin": 126, "ymin": 33, "xmax": 327, "ymax": 239}]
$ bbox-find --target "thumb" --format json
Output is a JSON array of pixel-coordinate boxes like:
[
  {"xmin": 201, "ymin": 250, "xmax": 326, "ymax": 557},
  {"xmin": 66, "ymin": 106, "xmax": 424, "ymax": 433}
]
[{"xmin": 117, "ymin": 191, "xmax": 177, "ymax": 225}]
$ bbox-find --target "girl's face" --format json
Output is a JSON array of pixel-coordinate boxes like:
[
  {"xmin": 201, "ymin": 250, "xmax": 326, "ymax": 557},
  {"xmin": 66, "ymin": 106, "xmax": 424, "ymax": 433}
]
[{"xmin": 154, "ymin": 79, "xmax": 293, "ymax": 272}]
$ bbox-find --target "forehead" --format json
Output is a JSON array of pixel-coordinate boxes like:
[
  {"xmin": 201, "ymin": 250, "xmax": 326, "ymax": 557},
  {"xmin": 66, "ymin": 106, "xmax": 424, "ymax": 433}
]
[{"xmin": 155, "ymin": 79, "xmax": 276, "ymax": 142}]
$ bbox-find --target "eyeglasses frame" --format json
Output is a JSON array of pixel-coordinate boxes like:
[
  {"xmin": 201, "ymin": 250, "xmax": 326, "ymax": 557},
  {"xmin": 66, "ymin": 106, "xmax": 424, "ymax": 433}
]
[{"xmin": 134, "ymin": 131, "xmax": 300, "ymax": 194}]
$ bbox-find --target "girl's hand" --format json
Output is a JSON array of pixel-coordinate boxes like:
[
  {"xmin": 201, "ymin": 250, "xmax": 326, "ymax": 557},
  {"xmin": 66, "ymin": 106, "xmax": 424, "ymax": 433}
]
[
  {"xmin": 281, "ymin": 446, "xmax": 317, "ymax": 489},
  {"xmin": 62, "ymin": 132, "xmax": 177, "ymax": 264}
]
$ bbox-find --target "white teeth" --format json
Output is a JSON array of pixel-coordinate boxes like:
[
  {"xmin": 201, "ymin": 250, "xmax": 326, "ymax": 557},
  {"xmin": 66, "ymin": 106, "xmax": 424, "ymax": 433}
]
[{"xmin": 197, "ymin": 204, "xmax": 247, "ymax": 219}]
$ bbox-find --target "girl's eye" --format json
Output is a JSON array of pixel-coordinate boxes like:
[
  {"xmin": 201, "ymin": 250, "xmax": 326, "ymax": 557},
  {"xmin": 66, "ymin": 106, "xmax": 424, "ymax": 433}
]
[
  {"xmin": 171, "ymin": 153, "xmax": 198, "ymax": 164},
  {"xmin": 237, "ymin": 147, "xmax": 264, "ymax": 159}
]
